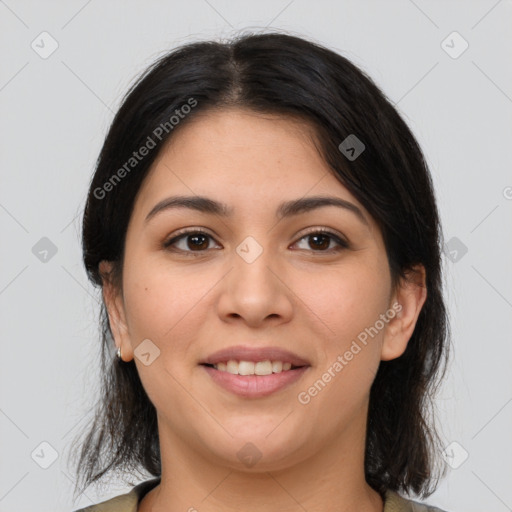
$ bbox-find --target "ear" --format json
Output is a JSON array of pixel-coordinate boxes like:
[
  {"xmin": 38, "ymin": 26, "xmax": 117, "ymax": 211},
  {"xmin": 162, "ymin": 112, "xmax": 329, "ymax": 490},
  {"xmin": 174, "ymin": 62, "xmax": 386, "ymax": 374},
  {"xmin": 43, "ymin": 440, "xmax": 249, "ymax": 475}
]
[
  {"xmin": 381, "ymin": 264, "xmax": 427, "ymax": 361},
  {"xmin": 99, "ymin": 260, "xmax": 134, "ymax": 362}
]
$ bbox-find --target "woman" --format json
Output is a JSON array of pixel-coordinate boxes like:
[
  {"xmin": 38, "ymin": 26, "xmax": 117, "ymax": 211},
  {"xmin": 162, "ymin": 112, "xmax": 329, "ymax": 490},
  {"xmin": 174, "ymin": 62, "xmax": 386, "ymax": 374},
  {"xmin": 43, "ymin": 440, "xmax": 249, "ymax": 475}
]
[{"xmin": 70, "ymin": 32, "xmax": 451, "ymax": 512}]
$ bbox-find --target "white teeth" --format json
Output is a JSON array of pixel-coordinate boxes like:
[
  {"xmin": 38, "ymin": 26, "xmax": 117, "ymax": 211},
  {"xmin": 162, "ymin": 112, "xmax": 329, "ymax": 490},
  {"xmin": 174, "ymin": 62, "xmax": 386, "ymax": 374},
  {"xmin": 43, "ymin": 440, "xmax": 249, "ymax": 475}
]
[
  {"xmin": 214, "ymin": 359, "xmax": 294, "ymax": 375},
  {"xmin": 238, "ymin": 361, "xmax": 255, "ymax": 375},
  {"xmin": 255, "ymin": 361, "xmax": 272, "ymax": 375},
  {"xmin": 226, "ymin": 360, "xmax": 239, "ymax": 374},
  {"xmin": 272, "ymin": 361, "xmax": 283, "ymax": 373},
  {"xmin": 216, "ymin": 361, "xmax": 227, "ymax": 372}
]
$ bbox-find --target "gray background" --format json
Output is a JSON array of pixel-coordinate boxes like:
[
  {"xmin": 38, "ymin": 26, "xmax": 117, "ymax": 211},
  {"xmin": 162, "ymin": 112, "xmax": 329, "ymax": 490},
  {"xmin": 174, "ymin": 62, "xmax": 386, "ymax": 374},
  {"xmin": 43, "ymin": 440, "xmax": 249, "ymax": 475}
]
[{"xmin": 1, "ymin": 1, "xmax": 511, "ymax": 511}]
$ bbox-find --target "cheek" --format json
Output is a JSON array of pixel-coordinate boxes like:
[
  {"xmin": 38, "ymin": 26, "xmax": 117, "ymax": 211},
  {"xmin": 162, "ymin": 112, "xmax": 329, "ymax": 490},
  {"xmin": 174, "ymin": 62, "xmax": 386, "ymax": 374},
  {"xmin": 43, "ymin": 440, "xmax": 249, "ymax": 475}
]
[
  {"xmin": 294, "ymin": 270, "xmax": 387, "ymax": 416},
  {"xmin": 121, "ymin": 257, "xmax": 208, "ymax": 405},
  {"xmin": 121, "ymin": 255, "xmax": 205, "ymax": 342},
  {"xmin": 292, "ymin": 261, "xmax": 390, "ymax": 345}
]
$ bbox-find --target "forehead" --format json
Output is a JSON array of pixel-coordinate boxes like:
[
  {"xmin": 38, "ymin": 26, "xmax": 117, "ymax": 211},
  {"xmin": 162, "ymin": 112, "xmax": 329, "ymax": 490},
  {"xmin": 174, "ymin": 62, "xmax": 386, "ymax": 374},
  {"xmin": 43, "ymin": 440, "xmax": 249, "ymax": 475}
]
[
  {"xmin": 132, "ymin": 108, "xmax": 371, "ymax": 225},
  {"xmin": 157, "ymin": 108, "xmax": 324, "ymax": 180}
]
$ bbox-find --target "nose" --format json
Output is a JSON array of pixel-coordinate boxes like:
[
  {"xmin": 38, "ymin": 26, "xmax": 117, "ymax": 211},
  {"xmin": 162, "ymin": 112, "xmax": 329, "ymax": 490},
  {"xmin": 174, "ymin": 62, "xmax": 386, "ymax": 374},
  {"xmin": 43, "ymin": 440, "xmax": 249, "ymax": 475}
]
[{"xmin": 216, "ymin": 239, "xmax": 294, "ymax": 328}]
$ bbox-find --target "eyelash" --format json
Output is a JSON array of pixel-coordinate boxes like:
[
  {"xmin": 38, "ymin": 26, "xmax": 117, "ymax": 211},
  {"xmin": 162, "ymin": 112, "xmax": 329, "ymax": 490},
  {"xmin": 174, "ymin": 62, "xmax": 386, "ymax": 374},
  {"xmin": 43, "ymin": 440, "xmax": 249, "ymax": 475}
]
[{"xmin": 162, "ymin": 228, "xmax": 349, "ymax": 256}]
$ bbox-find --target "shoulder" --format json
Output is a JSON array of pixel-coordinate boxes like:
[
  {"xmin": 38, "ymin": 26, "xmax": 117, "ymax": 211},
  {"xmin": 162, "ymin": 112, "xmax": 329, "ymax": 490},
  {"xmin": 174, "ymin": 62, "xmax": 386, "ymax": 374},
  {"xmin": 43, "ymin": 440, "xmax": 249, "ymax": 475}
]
[
  {"xmin": 384, "ymin": 489, "xmax": 449, "ymax": 512},
  {"xmin": 71, "ymin": 477, "xmax": 161, "ymax": 512}
]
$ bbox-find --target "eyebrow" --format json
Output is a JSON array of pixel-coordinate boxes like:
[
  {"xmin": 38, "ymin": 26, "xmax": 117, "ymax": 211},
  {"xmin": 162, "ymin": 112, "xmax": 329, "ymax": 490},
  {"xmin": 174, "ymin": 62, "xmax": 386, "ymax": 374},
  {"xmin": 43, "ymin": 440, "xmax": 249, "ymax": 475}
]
[{"xmin": 144, "ymin": 194, "xmax": 368, "ymax": 226}]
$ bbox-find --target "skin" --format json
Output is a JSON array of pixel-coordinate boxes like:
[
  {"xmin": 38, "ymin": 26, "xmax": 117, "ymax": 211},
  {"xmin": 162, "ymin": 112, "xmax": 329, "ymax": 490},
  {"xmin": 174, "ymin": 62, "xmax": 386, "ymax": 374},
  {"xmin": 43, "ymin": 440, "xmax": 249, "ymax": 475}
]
[{"xmin": 100, "ymin": 108, "xmax": 427, "ymax": 512}]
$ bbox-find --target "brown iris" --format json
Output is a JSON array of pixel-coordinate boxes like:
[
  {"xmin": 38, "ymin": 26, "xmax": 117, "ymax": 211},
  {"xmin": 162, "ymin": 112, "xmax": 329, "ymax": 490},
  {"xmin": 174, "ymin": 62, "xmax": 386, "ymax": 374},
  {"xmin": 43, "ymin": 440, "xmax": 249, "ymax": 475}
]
[
  {"xmin": 308, "ymin": 233, "xmax": 330, "ymax": 250},
  {"xmin": 187, "ymin": 234, "xmax": 209, "ymax": 251}
]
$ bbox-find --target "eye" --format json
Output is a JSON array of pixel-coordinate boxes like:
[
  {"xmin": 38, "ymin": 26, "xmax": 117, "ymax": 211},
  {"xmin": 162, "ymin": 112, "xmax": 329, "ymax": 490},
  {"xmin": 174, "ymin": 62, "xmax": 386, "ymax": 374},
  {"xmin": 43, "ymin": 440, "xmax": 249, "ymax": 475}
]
[
  {"xmin": 163, "ymin": 229, "xmax": 221, "ymax": 255},
  {"xmin": 163, "ymin": 228, "xmax": 349, "ymax": 256},
  {"xmin": 292, "ymin": 229, "xmax": 349, "ymax": 253}
]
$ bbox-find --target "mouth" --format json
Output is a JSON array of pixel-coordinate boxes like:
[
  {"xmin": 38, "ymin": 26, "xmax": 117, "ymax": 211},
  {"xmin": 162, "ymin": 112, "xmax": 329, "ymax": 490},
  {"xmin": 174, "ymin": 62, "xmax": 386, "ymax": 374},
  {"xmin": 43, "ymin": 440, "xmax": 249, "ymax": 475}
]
[
  {"xmin": 199, "ymin": 344, "xmax": 311, "ymax": 370},
  {"xmin": 200, "ymin": 362, "xmax": 307, "ymax": 373},
  {"xmin": 200, "ymin": 362, "xmax": 310, "ymax": 398},
  {"xmin": 198, "ymin": 346, "xmax": 311, "ymax": 398}
]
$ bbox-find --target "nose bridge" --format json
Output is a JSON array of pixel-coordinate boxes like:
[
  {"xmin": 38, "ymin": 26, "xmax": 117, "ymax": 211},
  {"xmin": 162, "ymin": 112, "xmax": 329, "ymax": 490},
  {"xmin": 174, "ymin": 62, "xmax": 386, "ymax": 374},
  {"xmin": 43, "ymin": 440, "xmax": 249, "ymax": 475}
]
[
  {"xmin": 217, "ymin": 233, "xmax": 293, "ymax": 325},
  {"xmin": 232, "ymin": 233, "xmax": 279, "ymax": 294},
  {"xmin": 235, "ymin": 234, "xmax": 267, "ymax": 267}
]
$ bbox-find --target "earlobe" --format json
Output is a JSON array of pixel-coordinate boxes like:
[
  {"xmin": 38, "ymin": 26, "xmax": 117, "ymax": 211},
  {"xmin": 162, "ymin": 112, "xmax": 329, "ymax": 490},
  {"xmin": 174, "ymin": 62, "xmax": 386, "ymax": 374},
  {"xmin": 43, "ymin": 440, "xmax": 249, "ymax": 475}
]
[
  {"xmin": 381, "ymin": 265, "xmax": 427, "ymax": 361},
  {"xmin": 99, "ymin": 261, "xmax": 134, "ymax": 362}
]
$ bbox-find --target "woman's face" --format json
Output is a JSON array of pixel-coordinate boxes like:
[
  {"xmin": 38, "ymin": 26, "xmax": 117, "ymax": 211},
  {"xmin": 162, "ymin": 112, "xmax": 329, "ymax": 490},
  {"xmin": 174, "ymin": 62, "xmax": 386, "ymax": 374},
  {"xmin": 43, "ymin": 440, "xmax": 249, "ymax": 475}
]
[{"xmin": 102, "ymin": 108, "xmax": 425, "ymax": 471}]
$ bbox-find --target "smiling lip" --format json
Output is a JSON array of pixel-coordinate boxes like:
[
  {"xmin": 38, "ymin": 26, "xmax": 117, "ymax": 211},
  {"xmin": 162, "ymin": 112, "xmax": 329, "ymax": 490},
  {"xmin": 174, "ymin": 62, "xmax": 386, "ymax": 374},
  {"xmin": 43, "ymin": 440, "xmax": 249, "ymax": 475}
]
[
  {"xmin": 199, "ymin": 345, "xmax": 310, "ymax": 399},
  {"xmin": 199, "ymin": 345, "xmax": 310, "ymax": 366},
  {"xmin": 202, "ymin": 365, "xmax": 310, "ymax": 398}
]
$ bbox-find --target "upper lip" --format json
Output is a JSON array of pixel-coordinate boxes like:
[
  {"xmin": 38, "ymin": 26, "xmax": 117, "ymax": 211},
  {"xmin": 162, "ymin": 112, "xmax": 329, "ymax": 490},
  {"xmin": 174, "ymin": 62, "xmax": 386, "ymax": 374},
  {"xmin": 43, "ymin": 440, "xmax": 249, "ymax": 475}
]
[{"xmin": 200, "ymin": 345, "xmax": 310, "ymax": 367}]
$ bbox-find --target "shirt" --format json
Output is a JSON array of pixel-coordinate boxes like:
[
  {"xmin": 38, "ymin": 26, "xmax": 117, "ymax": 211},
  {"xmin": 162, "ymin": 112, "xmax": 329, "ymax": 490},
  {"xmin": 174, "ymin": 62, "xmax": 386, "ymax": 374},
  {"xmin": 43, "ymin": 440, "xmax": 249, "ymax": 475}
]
[{"xmin": 72, "ymin": 477, "xmax": 448, "ymax": 511}]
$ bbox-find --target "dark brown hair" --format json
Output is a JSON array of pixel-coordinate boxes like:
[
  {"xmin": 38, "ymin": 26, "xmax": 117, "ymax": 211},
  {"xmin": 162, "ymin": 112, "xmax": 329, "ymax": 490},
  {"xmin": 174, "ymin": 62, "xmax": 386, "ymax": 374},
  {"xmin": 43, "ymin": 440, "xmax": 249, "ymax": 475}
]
[{"xmin": 68, "ymin": 31, "xmax": 451, "ymax": 503}]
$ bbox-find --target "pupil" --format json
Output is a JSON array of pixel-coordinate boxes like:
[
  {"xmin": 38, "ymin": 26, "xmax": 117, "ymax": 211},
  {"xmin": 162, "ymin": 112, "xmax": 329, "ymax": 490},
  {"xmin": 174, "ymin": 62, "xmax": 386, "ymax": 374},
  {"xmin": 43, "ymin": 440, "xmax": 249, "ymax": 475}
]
[
  {"xmin": 188, "ymin": 234, "xmax": 208, "ymax": 250},
  {"xmin": 310, "ymin": 234, "xmax": 329, "ymax": 250}
]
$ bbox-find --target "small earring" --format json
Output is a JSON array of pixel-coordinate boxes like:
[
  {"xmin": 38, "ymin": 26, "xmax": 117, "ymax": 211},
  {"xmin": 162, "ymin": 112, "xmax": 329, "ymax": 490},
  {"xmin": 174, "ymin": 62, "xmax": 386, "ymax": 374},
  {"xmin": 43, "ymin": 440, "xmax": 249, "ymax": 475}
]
[{"xmin": 116, "ymin": 346, "xmax": 122, "ymax": 360}]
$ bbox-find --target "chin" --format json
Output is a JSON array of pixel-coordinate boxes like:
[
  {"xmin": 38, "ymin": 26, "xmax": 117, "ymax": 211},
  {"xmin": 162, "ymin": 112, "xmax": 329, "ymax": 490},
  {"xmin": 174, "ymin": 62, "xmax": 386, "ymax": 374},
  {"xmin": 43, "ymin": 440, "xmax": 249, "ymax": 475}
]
[{"xmin": 203, "ymin": 429, "xmax": 308, "ymax": 472}]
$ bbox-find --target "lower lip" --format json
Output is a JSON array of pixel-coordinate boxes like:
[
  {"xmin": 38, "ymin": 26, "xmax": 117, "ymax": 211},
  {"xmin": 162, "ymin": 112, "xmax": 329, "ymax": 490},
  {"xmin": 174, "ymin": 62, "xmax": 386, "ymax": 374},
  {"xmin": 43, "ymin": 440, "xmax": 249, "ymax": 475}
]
[{"xmin": 201, "ymin": 365, "xmax": 310, "ymax": 398}]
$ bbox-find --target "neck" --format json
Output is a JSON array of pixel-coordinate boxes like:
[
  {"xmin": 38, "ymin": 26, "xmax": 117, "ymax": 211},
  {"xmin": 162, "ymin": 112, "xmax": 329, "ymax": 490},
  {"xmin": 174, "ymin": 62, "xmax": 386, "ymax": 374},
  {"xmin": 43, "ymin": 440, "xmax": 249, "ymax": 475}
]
[{"xmin": 140, "ymin": 411, "xmax": 384, "ymax": 512}]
